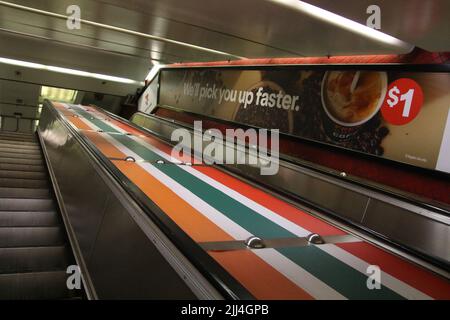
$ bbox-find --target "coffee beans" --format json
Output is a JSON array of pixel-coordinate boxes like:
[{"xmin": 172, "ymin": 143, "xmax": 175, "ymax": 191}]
[{"xmin": 235, "ymin": 85, "xmax": 291, "ymax": 132}]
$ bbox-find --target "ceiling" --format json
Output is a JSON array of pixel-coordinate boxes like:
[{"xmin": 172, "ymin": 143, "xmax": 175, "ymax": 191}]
[
  {"xmin": 0, "ymin": 0, "xmax": 448, "ymax": 83},
  {"xmin": 306, "ymin": 0, "xmax": 450, "ymax": 52}
]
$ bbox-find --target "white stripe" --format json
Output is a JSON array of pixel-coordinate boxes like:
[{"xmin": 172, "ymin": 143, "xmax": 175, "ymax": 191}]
[
  {"xmin": 99, "ymin": 132, "xmax": 345, "ymax": 300},
  {"xmin": 73, "ymin": 105, "xmax": 131, "ymax": 134},
  {"xmin": 126, "ymin": 133, "xmax": 433, "ymax": 300}
]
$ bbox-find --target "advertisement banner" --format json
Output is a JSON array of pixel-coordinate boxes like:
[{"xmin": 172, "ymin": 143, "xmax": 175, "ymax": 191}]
[{"xmin": 159, "ymin": 67, "xmax": 450, "ymax": 173}]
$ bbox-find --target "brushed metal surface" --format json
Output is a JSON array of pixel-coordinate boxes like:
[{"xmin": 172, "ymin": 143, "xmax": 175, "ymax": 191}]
[
  {"xmin": 363, "ymin": 200, "xmax": 450, "ymax": 263},
  {"xmin": 88, "ymin": 195, "xmax": 195, "ymax": 299},
  {"xmin": 53, "ymin": 142, "xmax": 110, "ymax": 263}
]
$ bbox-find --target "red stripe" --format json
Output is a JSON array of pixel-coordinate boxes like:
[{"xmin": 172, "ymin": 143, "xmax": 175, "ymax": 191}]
[
  {"xmin": 336, "ymin": 242, "xmax": 450, "ymax": 299},
  {"xmin": 196, "ymin": 166, "xmax": 345, "ymax": 236}
]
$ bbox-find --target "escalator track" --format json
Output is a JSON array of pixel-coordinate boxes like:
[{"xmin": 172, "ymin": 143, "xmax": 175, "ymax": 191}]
[{"xmin": 0, "ymin": 131, "xmax": 81, "ymax": 299}]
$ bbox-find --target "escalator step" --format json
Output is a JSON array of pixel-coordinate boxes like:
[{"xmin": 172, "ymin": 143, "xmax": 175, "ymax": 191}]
[
  {"xmin": 0, "ymin": 271, "xmax": 78, "ymax": 299},
  {"xmin": 0, "ymin": 142, "xmax": 40, "ymax": 150},
  {"xmin": 0, "ymin": 138, "xmax": 37, "ymax": 146},
  {"xmin": 0, "ymin": 178, "xmax": 48, "ymax": 188},
  {"xmin": 0, "ymin": 198, "xmax": 54, "ymax": 211},
  {"xmin": 0, "ymin": 131, "xmax": 35, "ymax": 137},
  {"xmin": 0, "ymin": 152, "xmax": 42, "ymax": 160},
  {"xmin": 0, "ymin": 211, "xmax": 59, "ymax": 227},
  {"xmin": 0, "ymin": 138, "xmax": 36, "ymax": 144},
  {"xmin": 0, "ymin": 170, "xmax": 46, "ymax": 180},
  {"xmin": 0, "ymin": 187, "xmax": 50, "ymax": 199},
  {"xmin": 0, "ymin": 227, "xmax": 64, "ymax": 247},
  {"xmin": 0, "ymin": 157, "xmax": 43, "ymax": 165},
  {"xmin": 0, "ymin": 133, "xmax": 36, "ymax": 139},
  {"xmin": 0, "ymin": 163, "xmax": 45, "ymax": 172},
  {"xmin": 0, "ymin": 137, "xmax": 36, "ymax": 143},
  {"xmin": 0, "ymin": 246, "xmax": 70, "ymax": 274},
  {"xmin": 0, "ymin": 148, "xmax": 42, "ymax": 155}
]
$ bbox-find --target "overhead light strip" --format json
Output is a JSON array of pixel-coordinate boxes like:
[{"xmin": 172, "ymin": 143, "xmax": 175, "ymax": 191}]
[
  {"xmin": 0, "ymin": 57, "xmax": 141, "ymax": 84},
  {"xmin": 270, "ymin": 0, "xmax": 413, "ymax": 50},
  {"xmin": 0, "ymin": 1, "xmax": 245, "ymax": 60}
]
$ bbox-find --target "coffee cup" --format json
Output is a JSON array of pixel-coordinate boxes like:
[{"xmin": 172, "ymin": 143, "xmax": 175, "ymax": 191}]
[{"xmin": 321, "ymin": 71, "xmax": 387, "ymax": 127}]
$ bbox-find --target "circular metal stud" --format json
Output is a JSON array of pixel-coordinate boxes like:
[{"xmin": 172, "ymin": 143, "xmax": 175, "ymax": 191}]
[
  {"xmin": 245, "ymin": 236, "xmax": 265, "ymax": 249},
  {"xmin": 125, "ymin": 156, "xmax": 136, "ymax": 162},
  {"xmin": 307, "ymin": 233, "xmax": 325, "ymax": 245},
  {"xmin": 156, "ymin": 160, "xmax": 165, "ymax": 164}
]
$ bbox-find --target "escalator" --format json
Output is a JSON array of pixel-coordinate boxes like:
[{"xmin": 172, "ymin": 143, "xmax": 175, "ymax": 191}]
[
  {"xmin": 0, "ymin": 131, "xmax": 81, "ymax": 299},
  {"xmin": 0, "ymin": 99, "xmax": 448, "ymax": 299}
]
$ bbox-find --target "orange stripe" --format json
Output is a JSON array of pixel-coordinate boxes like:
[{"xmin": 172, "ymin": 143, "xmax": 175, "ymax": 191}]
[
  {"xmin": 65, "ymin": 116, "xmax": 93, "ymax": 131},
  {"xmin": 211, "ymin": 251, "xmax": 313, "ymax": 300},
  {"xmin": 83, "ymin": 131, "xmax": 127, "ymax": 158},
  {"xmin": 51, "ymin": 102, "xmax": 65, "ymax": 110},
  {"xmin": 111, "ymin": 160, "xmax": 313, "ymax": 300},
  {"xmin": 49, "ymin": 103, "xmax": 93, "ymax": 131},
  {"xmin": 112, "ymin": 160, "xmax": 232, "ymax": 243}
]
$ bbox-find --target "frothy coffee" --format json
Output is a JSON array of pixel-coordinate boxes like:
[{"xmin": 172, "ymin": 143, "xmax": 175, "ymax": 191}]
[{"xmin": 324, "ymin": 71, "xmax": 384, "ymax": 125}]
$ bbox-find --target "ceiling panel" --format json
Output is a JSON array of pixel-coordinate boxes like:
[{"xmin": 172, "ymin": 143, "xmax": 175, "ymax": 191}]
[
  {"xmin": 1, "ymin": 0, "xmax": 442, "ymax": 84},
  {"xmin": 0, "ymin": 0, "xmax": 292, "ymax": 60},
  {"xmin": 93, "ymin": 0, "xmax": 413, "ymax": 55},
  {"xmin": 0, "ymin": 29, "xmax": 151, "ymax": 79},
  {"xmin": 305, "ymin": 0, "xmax": 450, "ymax": 52}
]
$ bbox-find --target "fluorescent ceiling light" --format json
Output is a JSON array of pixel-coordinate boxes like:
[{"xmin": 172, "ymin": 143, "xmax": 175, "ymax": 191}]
[
  {"xmin": 0, "ymin": 56, "xmax": 140, "ymax": 84},
  {"xmin": 40, "ymin": 86, "xmax": 78, "ymax": 103},
  {"xmin": 270, "ymin": 0, "xmax": 413, "ymax": 49}
]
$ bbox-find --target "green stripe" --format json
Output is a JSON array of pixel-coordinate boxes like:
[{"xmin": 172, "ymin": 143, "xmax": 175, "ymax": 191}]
[
  {"xmin": 70, "ymin": 106, "xmax": 121, "ymax": 133},
  {"xmin": 69, "ymin": 104, "xmax": 404, "ymax": 300}
]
